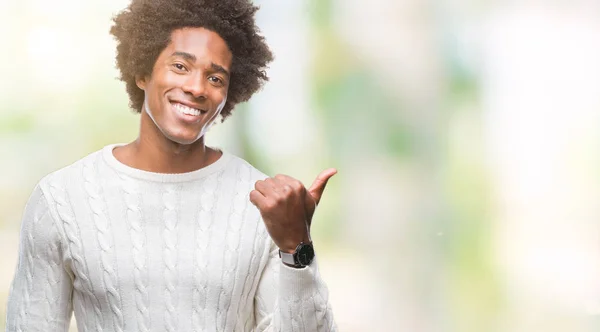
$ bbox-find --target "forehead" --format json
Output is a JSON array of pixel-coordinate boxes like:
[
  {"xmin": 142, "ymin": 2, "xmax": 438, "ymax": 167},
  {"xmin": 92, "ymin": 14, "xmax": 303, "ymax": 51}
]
[{"xmin": 165, "ymin": 27, "xmax": 232, "ymax": 68}]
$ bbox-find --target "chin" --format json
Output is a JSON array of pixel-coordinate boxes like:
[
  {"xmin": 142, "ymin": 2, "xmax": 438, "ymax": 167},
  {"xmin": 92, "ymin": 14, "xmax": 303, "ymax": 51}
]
[
  {"xmin": 161, "ymin": 127, "xmax": 205, "ymax": 145},
  {"xmin": 167, "ymin": 133, "xmax": 203, "ymax": 145}
]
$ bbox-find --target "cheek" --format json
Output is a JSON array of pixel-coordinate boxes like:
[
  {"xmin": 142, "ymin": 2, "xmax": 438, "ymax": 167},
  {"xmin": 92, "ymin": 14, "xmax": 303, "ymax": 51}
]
[
  {"xmin": 204, "ymin": 93, "xmax": 227, "ymax": 127},
  {"xmin": 142, "ymin": 87, "xmax": 167, "ymax": 124},
  {"xmin": 161, "ymin": 72, "xmax": 183, "ymax": 89},
  {"xmin": 215, "ymin": 89, "xmax": 228, "ymax": 109},
  {"xmin": 216, "ymin": 95, "xmax": 227, "ymax": 110},
  {"xmin": 143, "ymin": 88, "xmax": 159, "ymax": 116},
  {"xmin": 145, "ymin": 74, "xmax": 179, "ymax": 111}
]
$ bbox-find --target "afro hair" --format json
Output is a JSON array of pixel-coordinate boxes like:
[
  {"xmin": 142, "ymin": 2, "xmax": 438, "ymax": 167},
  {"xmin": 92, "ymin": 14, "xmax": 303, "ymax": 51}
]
[{"xmin": 110, "ymin": 0, "xmax": 274, "ymax": 120}]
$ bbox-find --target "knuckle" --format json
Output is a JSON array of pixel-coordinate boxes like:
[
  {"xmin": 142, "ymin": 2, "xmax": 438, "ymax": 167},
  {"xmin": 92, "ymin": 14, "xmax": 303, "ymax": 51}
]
[
  {"xmin": 274, "ymin": 193, "xmax": 287, "ymax": 202},
  {"xmin": 262, "ymin": 197, "xmax": 275, "ymax": 207},
  {"xmin": 292, "ymin": 181, "xmax": 303, "ymax": 191},
  {"xmin": 265, "ymin": 201, "xmax": 277, "ymax": 210}
]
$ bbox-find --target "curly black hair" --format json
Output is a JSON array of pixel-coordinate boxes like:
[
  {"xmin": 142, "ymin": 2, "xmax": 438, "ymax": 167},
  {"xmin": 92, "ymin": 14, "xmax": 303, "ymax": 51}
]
[{"xmin": 110, "ymin": 0, "xmax": 273, "ymax": 120}]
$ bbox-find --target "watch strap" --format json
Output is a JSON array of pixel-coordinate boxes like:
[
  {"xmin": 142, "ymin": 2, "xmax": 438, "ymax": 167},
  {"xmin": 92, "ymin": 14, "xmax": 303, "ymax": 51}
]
[
  {"xmin": 279, "ymin": 250, "xmax": 297, "ymax": 266},
  {"xmin": 278, "ymin": 241, "xmax": 314, "ymax": 268}
]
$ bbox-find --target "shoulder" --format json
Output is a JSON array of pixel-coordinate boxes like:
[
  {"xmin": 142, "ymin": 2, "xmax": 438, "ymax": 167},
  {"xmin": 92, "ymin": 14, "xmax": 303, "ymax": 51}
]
[
  {"xmin": 18, "ymin": 147, "xmax": 103, "ymax": 247},
  {"xmin": 223, "ymin": 152, "xmax": 270, "ymax": 183},
  {"xmin": 37, "ymin": 148, "xmax": 104, "ymax": 203},
  {"xmin": 221, "ymin": 152, "xmax": 274, "ymax": 246}
]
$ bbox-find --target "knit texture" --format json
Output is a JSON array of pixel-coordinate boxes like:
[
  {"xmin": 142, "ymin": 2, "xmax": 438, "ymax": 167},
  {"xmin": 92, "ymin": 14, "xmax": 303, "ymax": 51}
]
[{"xmin": 6, "ymin": 144, "xmax": 336, "ymax": 332}]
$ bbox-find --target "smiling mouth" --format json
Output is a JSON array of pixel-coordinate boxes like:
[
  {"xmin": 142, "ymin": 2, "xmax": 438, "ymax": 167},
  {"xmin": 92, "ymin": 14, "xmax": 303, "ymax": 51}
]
[{"xmin": 171, "ymin": 102, "xmax": 206, "ymax": 116}]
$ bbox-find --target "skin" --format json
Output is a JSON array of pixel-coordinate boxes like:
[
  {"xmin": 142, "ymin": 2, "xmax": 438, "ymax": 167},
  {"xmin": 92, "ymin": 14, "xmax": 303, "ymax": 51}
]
[
  {"xmin": 113, "ymin": 27, "xmax": 336, "ymax": 255},
  {"xmin": 250, "ymin": 169, "xmax": 337, "ymax": 253},
  {"xmin": 114, "ymin": 27, "xmax": 231, "ymax": 173}
]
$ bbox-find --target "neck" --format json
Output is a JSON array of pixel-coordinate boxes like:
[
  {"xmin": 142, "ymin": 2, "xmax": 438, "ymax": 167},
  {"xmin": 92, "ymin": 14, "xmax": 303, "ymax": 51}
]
[{"xmin": 114, "ymin": 111, "xmax": 219, "ymax": 174}]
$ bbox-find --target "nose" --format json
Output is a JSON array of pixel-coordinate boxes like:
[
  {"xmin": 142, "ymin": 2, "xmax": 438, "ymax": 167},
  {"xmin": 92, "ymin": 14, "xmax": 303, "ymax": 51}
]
[{"xmin": 181, "ymin": 74, "xmax": 207, "ymax": 99}]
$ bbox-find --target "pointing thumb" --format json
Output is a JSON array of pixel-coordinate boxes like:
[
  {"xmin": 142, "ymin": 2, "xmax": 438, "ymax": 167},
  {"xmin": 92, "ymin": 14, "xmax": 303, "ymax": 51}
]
[{"xmin": 307, "ymin": 168, "xmax": 337, "ymax": 206}]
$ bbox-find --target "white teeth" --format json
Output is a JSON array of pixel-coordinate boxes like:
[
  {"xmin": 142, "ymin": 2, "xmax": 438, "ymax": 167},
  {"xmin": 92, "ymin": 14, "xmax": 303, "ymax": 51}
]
[{"xmin": 173, "ymin": 103, "xmax": 201, "ymax": 116}]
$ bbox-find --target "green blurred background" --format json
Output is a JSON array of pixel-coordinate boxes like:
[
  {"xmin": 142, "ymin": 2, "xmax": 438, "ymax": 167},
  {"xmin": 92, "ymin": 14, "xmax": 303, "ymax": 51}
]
[{"xmin": 2, "ymin": 0, "xmax": 600, "ymax": 331}]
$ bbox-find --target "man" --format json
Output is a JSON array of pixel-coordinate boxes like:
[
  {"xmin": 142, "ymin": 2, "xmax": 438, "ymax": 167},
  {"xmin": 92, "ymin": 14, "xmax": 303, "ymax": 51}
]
[{"xmin": 5, "ymin": 0, "xmax": 337, "ymax": 331}]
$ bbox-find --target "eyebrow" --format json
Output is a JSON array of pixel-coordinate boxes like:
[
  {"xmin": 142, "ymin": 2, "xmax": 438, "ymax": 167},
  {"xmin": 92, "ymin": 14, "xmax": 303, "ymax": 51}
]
[
  {"xmin": 209, "ymin": 63, "xmax": 230, "ymax": 78},
  {"xmin": 171, "ymin": 51, "xmax": 230, "ymax": 77}
]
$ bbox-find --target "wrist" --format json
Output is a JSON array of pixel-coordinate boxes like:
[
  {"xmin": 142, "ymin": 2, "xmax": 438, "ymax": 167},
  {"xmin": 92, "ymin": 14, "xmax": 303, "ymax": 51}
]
[
  {"xmin": 279, "ymin": 234, "xmax": 311, "ymax": 253},
  {"xmin": 278, "ymin": 241, "xmax": 315, "ymax": 268},
  {"xmin": 282, "ymin": 261, "xmax": 305, "ymax": 269}
]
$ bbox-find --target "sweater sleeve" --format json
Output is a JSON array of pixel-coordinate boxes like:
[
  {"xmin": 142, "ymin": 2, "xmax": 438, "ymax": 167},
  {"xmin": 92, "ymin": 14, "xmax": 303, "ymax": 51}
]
[
  {"xmin": 5, "ymin": 184, "xmax": 74, "ymax": 332},
  {"xmin": 254, "ymin": 241, "xmax": 337, "ymax": 332}
]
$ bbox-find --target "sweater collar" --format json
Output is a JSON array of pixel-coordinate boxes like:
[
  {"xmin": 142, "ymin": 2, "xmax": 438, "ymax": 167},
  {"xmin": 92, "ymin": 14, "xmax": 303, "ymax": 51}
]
[{"xmin": 102, "ymin": 143, "xmax": 232, "ymax": 183}]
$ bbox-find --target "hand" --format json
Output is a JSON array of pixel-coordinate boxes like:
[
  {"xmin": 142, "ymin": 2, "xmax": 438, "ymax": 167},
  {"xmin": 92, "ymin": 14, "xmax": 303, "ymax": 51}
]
[{"xmin": 249, "ymin": 168, "xmax": 337, "ymax": 253}]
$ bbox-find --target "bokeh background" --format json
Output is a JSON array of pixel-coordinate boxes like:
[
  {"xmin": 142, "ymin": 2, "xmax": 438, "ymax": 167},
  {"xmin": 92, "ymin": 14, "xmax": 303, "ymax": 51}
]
[{"xmin": 2, "ymin": 0, "xmax": 600, "ymax": 331}]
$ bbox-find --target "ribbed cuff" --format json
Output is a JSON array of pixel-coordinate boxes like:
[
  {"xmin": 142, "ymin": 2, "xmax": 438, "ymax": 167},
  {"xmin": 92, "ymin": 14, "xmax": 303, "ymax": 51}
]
[{"xmin": 278, "ymin": 257, "xmax": 322, "ymax": 300}]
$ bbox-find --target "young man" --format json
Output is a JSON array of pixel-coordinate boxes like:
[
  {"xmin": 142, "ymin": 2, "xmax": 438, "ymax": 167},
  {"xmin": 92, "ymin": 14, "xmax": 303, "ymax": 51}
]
[{"xmin": 5, "ymin": 0, "xmax": 337, "ymax": 331}]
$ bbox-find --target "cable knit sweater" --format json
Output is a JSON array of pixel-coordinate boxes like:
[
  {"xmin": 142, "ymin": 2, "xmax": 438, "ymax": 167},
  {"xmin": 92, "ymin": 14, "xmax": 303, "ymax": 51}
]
[{"xmin": 5, "ymin": 144, "xmax": 336, "ymax": 332}]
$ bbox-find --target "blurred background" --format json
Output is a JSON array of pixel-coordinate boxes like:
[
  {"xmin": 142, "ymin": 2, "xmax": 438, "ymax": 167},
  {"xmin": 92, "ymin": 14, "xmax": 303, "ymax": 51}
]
[{"xmin": 1, "ymin": 0, "xmax": 600, "ymax": 331}]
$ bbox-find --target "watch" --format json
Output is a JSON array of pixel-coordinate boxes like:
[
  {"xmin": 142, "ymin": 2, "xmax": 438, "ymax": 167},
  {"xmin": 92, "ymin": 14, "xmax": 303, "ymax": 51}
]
[{"xmin": 279, "ymin": 242, "xmax": 315, "ymax": 268}]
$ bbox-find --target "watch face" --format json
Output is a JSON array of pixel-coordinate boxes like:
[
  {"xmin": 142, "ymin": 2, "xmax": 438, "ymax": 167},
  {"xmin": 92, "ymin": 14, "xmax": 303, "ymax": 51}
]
[{"xmin": 297, "ymin": 243, "xmax": 315, "ymax": 266}]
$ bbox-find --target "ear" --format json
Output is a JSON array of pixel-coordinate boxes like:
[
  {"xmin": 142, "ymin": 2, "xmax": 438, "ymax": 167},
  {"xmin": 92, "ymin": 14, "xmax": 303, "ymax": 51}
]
[{"xmin": 135, "ymin": 75, "xmax": 146, "ymax": 90}]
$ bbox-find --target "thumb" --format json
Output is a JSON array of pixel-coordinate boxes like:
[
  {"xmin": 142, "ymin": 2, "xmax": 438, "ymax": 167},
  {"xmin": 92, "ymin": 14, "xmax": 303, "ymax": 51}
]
[{"xmin": 308, "ymin": 168, "xmax": 337, "ymax": 205}]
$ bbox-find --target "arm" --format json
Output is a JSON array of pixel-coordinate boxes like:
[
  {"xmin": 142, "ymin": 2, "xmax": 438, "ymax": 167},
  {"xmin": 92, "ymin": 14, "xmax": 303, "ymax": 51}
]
[
  {"xmin": 250, "ymin": 169, "xmax": 338, "ymax": 331},
  {"xmin": 5, "ymin": 184, "xmax": 73, "ymax": 332},
  {"xmin": 254, "ymin": 241, "xmax": 336, "ymax": 332}
]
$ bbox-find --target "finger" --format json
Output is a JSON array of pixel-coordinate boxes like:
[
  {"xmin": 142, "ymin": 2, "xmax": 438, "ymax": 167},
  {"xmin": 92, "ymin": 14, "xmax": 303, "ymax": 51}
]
[
  {"xmin": 259, "ymin": 177, "xmax": 290, "ymax": 199},
  {"xmin": 269, "ymin": 176, "xmax": 289, "ymax": 194},
  {"xmin": 274, "ymin": 173, "xmax": 298, "ymax": 183},
  {"xmin": 249, "ymin": 189, "xmax": 267, "ymax": 208},
  {"xmin": 273, "ymin": 173, "xmax": 292, "ymax": 181},
  {"xmin": 274, "ymin": 174, "xmax": 304, "ymax": 193},
  {"xmin": 254, "ymin": 179, "xmax": 277, "ymax": 196},
  {"xmin": 304, "ymin": 191, "xmax": 317, "ymax": 222},
  {"xmin": 308, "ymin": 168, "xmax": 337, "ymax": 205}
]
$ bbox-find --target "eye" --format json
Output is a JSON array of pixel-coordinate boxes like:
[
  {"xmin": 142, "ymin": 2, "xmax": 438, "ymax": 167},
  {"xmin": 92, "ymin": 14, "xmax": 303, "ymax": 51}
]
[
  {"xmin": 173, "ymin": 63, "xmax": 187, "ymax": 71},
  {"xmin": 208, "ymin": 76, "xmax": 224, "ymax": 85}
]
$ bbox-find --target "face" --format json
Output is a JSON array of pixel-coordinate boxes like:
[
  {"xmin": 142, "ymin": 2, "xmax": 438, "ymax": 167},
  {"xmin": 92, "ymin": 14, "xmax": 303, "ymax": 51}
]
[{"xmin": 137, "ymin": 27, "xmax": 232, "ymax": 145}]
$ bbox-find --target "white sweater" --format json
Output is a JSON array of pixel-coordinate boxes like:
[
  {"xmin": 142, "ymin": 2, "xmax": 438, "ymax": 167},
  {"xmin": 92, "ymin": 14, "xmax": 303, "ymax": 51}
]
[{"xmin": 5, "ymin": 144, "xmax": 336, "ymax": 332}]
